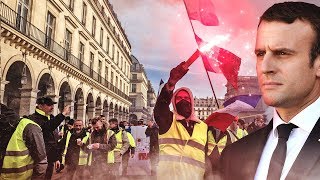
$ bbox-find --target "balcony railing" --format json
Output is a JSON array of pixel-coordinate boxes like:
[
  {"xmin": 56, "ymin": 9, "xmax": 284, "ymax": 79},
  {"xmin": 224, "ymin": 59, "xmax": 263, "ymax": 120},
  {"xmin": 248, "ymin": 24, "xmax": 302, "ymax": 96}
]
[{"xmin": 0, "ymin": 2, "xmax": 129, "ymax": 100}]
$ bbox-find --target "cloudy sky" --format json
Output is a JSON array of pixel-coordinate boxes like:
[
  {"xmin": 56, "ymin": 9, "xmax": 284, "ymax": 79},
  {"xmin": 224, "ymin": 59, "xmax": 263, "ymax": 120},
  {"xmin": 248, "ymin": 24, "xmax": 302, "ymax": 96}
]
[{"xmin": 109, "ymin": 0, "xmax": 320, "ymax": 98}]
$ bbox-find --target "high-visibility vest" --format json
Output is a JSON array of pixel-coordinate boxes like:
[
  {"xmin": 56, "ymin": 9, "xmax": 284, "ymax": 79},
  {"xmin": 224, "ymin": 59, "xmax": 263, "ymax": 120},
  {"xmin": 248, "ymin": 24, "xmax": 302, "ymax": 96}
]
[
  {"xmin": 127, "ymin": 132, "xmax": 136, "ymax": 148},
  {"xmin": 157, "ymin": 114, "xmax": 208, "ymax": 180},
  {"xmin": 207, "ymin": 130, "xmax": 237, "ymax": 156},
  {"xmin": 236, "ymin": 128, "xmax": 248, "ymax": 139},
  {"xmin": 62, "ymin": 131, "xmax": 90, "ymax": 165},
  {"xmin": 114, "ymin": 129, "xmax": 125, "ymax": 152},
  {"xmin": 88, "ymin": 129, "xmax": 115, "ymax": 165},
  {"xmin": 1, "ymin": 118, "xmax": 41, "ymax": 180}
]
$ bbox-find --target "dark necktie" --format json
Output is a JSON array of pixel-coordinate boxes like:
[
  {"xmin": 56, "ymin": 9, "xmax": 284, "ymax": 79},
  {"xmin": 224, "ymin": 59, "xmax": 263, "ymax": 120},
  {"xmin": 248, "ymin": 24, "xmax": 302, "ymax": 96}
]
[{"xmin": 267, "ymin": 123, "xmax": 298, "ymax": 180}]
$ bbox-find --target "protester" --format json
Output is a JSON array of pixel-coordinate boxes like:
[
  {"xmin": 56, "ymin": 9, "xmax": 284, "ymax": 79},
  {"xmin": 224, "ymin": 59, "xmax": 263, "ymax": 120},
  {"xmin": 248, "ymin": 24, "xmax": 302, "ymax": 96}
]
[
  {"xmin": 154, "ymin": 62, "xmax": 208, "ymax": 180},
  {"xmin": 87, "ymin": 117, "xmax": 116, "ymax": 179},
  {"xmin": 228, "ymin": 119, "xmax": 248, "ymax": 139},
  {"xmin": 29, "ymin": 96, "xmax": 71, "ymax": 179},
  {"xmin": 60, "ymin": 119, "xmax": 90, "ymax": 179},
  {"xmin": 220, "ymin": 2, "xmax": 320, "ymax": 180},
  {"xmin": 145, "ymin": 119, "xmax": 159, "ymax": 176},
  {"xmin": 109, "ymin": 118, "xmax": 130, "ymax": 176},
  {"xmin": 119, "ymin": 121, "xmax": 136, "ymax": 176},
  {"xmin": 247, "ymin": 114, "xmax": 266, "ymax": 134},
  {"xmin": 0, "ymin": 103, "xmax": 48, "ymax": 179}
]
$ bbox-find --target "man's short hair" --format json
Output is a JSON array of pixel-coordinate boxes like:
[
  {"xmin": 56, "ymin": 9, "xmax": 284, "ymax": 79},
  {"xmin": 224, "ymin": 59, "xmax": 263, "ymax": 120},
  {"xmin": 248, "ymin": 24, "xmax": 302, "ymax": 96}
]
[
  {"xmin": 91, "ymin": 117, "xmax": 102, "ymax": 125},
  {"xmin": 259, "ymin": 2, "xmax": 320, "ymax": 65},
  {"xmin": 109, "ymin": 118, "xmax": 118, "ymax": 124}
]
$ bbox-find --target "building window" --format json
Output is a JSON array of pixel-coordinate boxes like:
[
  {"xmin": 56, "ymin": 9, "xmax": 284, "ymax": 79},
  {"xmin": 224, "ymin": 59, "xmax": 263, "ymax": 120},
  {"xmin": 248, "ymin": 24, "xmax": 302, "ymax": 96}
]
[
  {"xmin": 17, "ymin": 0, "xmax": 29, "ymax": 33},
  {"xmin": 98, "ymin": 60, "xmax": 102, "ymax": 82},
  {"xmin": 79, "ymin": 42, "xmax": 84, "ymax": 70},
  {"xmin": 112, "ymin": 44, "xmax": 115, "ymax": 59},
  {"xmin": 45, "ymin": 12, "xmax": 56, "ymax": 48},
  {"xmin": 120, "ymin": 80, "xmax": 122, "ymax": 91},
  {"xmin": 90, "ymin": 52, "xmax": 94, "ymax": 76},
  {"xmin": 105, "ymin": 66, "xmax": 108, "ymax": 80},
  {"xmin": 116, "ymin": 51, "xmax": 119, "ymax": 65},
  {"xmin": 120, "ymin": 57, "xmax": 123, "ymax": 70},
  {"xmin": 92, "ymin": 16, "xmax": 96, "ymax": 37},
  {"xmin": 131, "ymin": 98, "xmax": 136, "ymax": 107},
  {"xmin": 106, "ymin": 36, "xmax": 110, "ymax": 53},
  {"xmin": 111, "ymin": 71, "xmax": 114, "ymax": 85},
  {"xmin": 65, "ymin": 29, "xmax": 72, "ymax": 60},
  {"xmin": 100, "ymin": 28, "xmax": 103, "ymax": 46},
  {"xmin": 131, "ymin": 84, "xmax": 136, "ymax": 93},
  {"xmin": 82, "ymin": 3, "xmax": 87, "ymax": 25},
  {"xmin": 79, "ymin": 42, "xmax": 84, "ymax": 61},
  {"xmin": 116, "ymin": 76, "xmax": 118, "ymax": 88},
  {"xmin": 68, "ymin": 0, "xmax": 74, "ymax": 11},
  {"xmin": 132, "ymin": 74, "xmax": 137, "ymax": 80}
]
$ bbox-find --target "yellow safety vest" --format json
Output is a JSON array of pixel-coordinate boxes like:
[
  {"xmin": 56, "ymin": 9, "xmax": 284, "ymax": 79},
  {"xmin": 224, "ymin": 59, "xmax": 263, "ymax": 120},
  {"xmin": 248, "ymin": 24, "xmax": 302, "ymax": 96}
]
[
  {"xmin": 88, "ymin": 129, "xmax": 115, "ymax": 165},
  {"xmin": 114, "ymin": 129, "xmax": 124, "ymax": 152},
  {"xmin": 1, "ymin": 118, "xmax": 41, "ymax": 180},
  {"xmin": 236, "ymin": 128, "xmax": 248, "ymax": 139},
  {"xmin": 127, "ymin": 132, "xmax": 136, "ymax": 148},
  {"xmin": 62, "ymin": 131, "xmax": 90, "ymax": 165},
  {"xmin": 207, "ymin": 130, "xmax": 227, "ymax": 156},
  {"xmin": 157, "ymin": 114, "xmax": 208, "ymax": 180}
]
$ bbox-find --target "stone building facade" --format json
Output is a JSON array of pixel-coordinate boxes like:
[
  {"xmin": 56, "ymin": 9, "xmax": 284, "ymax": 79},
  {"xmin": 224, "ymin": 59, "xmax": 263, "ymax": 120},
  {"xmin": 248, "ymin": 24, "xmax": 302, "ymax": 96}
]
[
  {"xmin": 0, "ymin": 0, "xmax": 132, "ymax": 124},
  {"xmin": 129, "ymin": 55, "xmax": 156, "ymax": 124},
  {"xmin": 194, "ymin": 97, "xmax": 223, "ymax": 120}
]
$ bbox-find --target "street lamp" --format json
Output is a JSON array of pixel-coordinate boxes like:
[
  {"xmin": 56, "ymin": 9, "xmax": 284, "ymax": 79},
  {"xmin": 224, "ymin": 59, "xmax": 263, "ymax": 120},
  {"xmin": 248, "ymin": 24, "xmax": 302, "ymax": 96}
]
[{"xmin": 21, "ymin": 52, "xmax": 27, "ymax": 86}]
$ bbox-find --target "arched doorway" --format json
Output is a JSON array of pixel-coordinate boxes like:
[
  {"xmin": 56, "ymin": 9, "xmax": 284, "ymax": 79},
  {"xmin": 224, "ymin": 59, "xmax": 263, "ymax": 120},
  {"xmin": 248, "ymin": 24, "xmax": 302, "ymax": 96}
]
[
  {"xmin": 4, "ymin": 61, "xmax": 32, "ymax": 115},
  {"xmin": 58, "ymin": 81, "xmax": 71, "ymax": 112},
  {"xmin": 74, "ymin": 88, "xmax": 84, "ymax": 120}
]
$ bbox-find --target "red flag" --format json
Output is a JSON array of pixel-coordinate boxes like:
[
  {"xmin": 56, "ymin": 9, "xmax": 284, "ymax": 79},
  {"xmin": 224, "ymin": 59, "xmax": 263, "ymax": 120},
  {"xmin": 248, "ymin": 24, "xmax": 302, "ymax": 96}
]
[
  {"xmin": 195, "ymin": 35, "xmax": 241, "ymax": 89},
  {"xmin": 183, "ymin": 0, "xmax": 219, "ymax": 26}
]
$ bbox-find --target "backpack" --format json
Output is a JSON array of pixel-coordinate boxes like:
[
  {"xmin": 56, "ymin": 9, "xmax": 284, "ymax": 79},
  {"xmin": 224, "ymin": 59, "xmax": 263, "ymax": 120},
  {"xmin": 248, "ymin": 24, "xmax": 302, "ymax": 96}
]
[{"xmin": 0, "ymin": 104, "xmax": 21, "ymax": 169}]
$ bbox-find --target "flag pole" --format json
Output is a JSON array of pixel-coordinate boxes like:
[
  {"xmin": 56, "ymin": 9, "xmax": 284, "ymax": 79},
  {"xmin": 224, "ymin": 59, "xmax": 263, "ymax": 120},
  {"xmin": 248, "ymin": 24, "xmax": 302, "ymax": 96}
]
[{"xmin": 182, "ymin": 0, "xmax": 220, "ymax": 109}]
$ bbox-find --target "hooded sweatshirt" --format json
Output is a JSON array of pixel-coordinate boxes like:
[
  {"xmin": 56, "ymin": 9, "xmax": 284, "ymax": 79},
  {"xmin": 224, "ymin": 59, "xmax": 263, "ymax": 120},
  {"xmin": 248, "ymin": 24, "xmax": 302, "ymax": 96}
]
[{"xmin": 154, "ymin": 84, "xmax": 201, "ymax": 135}]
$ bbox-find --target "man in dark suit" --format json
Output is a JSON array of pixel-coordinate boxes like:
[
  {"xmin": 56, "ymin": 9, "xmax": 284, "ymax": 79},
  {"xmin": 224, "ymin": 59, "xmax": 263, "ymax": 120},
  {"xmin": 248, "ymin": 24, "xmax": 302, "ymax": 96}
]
[{"xmin": 220, "ymin": 2, "xmax": 320, "ymax": 180}]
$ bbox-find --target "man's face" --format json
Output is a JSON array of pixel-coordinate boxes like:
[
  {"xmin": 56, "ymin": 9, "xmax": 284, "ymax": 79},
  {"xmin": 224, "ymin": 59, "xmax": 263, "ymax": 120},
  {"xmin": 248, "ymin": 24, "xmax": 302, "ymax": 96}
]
[
  {"xmin": 92, "ymin": 120, "xmax": 103, "ymax": 131},
  {"xmin": 109, "ymin": 122, "xmax": 117, "ymax": 129},
  {"xmin": 73, "ymin": 121, "xmax": 83, "ymax": 133},
  {"xmin": 38, "ymin": 104, "xmax": 54, "ymax": 115},
  {"xmin": 255, "ymin": 20, "xmax": 320, "ymax": 111},
  {"xmin": 147, "ymin": 120, "xmax": 153, "ymax": 127},
  {"xmin": 255, "ymin": 118, "xmax": 264, "ymax": 128}
]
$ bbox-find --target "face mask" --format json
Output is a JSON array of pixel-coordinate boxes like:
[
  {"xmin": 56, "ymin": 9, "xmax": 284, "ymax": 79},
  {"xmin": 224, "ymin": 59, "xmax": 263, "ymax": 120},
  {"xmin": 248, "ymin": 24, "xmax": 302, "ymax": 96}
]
[{"xmin": 176, "ymin": 99, "xmax": 192, "ymax": 119}]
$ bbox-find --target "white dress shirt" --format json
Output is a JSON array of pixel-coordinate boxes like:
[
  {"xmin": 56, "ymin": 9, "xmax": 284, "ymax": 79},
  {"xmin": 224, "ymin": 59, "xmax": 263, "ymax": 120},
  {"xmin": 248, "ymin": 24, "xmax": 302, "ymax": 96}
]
[{"xmin": 254, "ymin": 97, "xmax": 320, "ymax": 180}]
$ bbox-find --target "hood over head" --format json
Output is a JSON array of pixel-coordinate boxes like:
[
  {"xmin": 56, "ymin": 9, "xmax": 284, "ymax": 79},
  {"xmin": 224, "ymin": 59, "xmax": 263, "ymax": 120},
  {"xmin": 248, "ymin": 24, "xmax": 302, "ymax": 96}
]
[{"xmin": 171, "ymin": 87, "xmax": 200, "ymax": 123}]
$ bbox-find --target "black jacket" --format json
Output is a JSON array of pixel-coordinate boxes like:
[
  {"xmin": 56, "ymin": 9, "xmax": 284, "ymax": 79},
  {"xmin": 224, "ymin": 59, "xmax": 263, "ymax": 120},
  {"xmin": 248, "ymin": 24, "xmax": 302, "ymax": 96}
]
[
  {"xmin": 220, "ymin": 119, "xmax": 320, "ymax": 180},
  {"xmin": 145, "ymin": 124, "xmax": 159, "ymax": 154},
  {"xmin": 29, "ymin": 109, "xmax": 66, "ymax": 163}
]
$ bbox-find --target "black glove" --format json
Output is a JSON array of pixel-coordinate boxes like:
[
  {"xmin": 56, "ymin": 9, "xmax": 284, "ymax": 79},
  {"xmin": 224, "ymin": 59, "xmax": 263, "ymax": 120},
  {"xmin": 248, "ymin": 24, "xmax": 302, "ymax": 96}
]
[{"xmin": 168, "ymin": 62, "xmax": 189, "ymax": 87}]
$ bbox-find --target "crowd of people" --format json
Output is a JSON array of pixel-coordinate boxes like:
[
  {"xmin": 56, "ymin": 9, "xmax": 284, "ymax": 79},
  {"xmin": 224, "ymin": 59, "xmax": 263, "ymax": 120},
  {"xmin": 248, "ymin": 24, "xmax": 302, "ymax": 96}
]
[{"xmin": 1, "ymin": 1, "xmax": 320, "ymax": 180}]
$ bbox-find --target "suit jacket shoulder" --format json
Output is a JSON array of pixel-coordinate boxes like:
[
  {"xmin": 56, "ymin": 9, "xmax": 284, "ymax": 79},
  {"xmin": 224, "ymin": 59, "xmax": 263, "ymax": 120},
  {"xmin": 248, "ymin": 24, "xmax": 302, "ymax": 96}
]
[{"xmin": 220, "ymin": 123, "xmax": 272, "ymax": 180}]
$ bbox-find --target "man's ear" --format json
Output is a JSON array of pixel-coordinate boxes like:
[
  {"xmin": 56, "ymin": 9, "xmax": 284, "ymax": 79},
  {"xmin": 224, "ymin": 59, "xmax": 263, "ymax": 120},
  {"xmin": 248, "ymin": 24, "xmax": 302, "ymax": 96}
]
[{"xmin": 315, "ymin": 55, "xmax": 320, "ymax": 77}]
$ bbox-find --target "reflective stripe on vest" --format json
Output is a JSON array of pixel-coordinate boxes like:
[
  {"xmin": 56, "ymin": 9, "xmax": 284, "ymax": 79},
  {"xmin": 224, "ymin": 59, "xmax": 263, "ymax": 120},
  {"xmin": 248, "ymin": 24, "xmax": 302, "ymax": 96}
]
[
  {"xmin": 158, "ymin": 114, "xmax": 207, "ymax": 171},
  {"xmin": 88, "ymin": 129, "xmax": 115, "ymax": 166},
  {"xmin": 1, "ymin": 118, "xmax": 40, "ymax": 179},
  {"xmin": 207, "ymin": 130, "xmax": 227, "ymax": 156},
  {"xmin": 114, "ymin": 130, "xmax": 124, "ymax": 151},
  {"xmin": 62, "ymin": 131, "xmax": 90, "ymax": 165},
  {"xmin": 159, "ymin": 154, "xmax": 205, "ymax": 169}
]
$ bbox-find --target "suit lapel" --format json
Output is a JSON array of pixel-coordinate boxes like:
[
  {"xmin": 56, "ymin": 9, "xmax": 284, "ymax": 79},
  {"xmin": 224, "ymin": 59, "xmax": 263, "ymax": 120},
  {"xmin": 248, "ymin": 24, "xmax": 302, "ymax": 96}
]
[
  {"xmin": 287, "ymin": 118, "xmax": 320, "ymax": 179},
  {"xmin": 243, "ymin": 121, "xmax": 273, "ymax": 179}
]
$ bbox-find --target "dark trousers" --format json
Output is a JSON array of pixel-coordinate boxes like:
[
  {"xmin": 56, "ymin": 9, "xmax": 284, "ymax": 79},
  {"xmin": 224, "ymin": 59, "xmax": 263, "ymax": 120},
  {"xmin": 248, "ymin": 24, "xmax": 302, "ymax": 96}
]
[
  {"xmin": 122, "ymin": 151, "xmax": 130, "ymax": 175},
  {"xmin": 149, "ymin": 152, "xmax": 159, "ymax": 176},
  {"xmin": 45, "ymin": 162, "xmax": 54, "ymax": 179}
]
